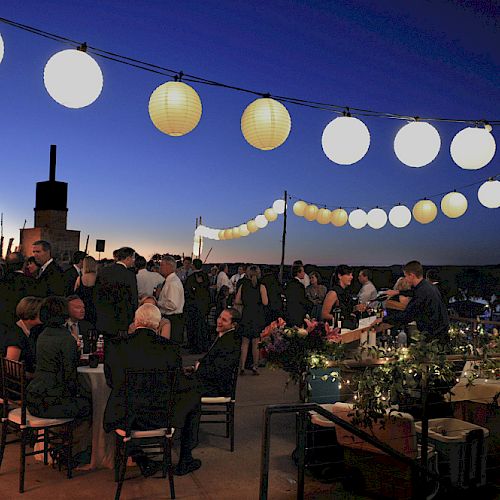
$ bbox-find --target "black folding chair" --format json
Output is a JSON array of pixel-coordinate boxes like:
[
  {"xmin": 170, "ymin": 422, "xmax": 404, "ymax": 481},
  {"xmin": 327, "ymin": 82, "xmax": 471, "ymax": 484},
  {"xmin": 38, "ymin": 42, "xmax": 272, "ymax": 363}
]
[
  {"xmin": 200, "ymin": 365, "xmax": 239, "ymax": 451},
  {"xmin": 114, "ymin": 368, "xmax": 178, "ymax": 500},
  {"xmin": 0, "ymin": 357, "xmax": 75, "ymax": 493}
]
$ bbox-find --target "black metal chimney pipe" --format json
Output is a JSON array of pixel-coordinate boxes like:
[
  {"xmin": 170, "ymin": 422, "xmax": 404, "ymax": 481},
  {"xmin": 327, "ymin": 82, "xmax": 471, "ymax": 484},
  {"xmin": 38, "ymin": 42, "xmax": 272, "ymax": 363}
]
[{"xmin": 49, "ymin": 144, "xmax": 57, "ymax": 181}]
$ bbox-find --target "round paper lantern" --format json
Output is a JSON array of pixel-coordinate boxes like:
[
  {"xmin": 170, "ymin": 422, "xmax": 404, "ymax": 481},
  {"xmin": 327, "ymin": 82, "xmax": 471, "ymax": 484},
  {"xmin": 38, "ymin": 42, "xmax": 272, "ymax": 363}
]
[
  {"xmin": 478, "ymin": 180, "xmax": 500, "ymax": 208},
  {"xmin": 224, "ymin": 229, "xmax": 233, "ymax": 240},
  {"xmin": 232, "ymin": 227, "xmax": 241, "ymax": 239},
  {"xmin": 394, "ymin": 122, "xmax": 441, "ymax": 167},
  {"xmin": 293, "ymin": 200, "xmax": 307, "ymax": 217},
  {"xmin": 44, "ymin": 49, "xmax": 103, "ymax": 108},
  {"xmin": 441, "ymin": 192, "xmax": 468, "ymax": 218},
  {"xmin": 330, "ymin": 208, "xmax": 348, "ymax": 227},
  {"xmin": 304, "ymin": 204, "xmax": 319, "ymax": 221},
  {"xmin": 239, "ymin": 223, "xmax": 250, "ymax": 236},
  {"xmin": 247, "ymin": 219, "xmax": 259, "ymax": 233},
  {"xmin": 149, "ymin": 81, "xmax": 202, "ymax": 136},
  {"xmin": 272, "ymin": 199, "xmax": 286, "ymax": 214},
  {"xmin": 348, "ymin": 209, "xmax": 368, "ymax": 229},
  {"xmin": 316, "ymin": 208, "xmax": 332, "ymax": 224},
  {"xmin": 0, "ymin": 34, "xmax": 4, "ymax": 64},
  {"xmin": 255, "ymin": 214, "xmax": 269, "ymax": 228},
  {"xmin": 450, "ymin": 127, "xmax": 496, "ymax": 170},
  {"xmin": 321, "ymin": 116, "xmax": 370, "ymax": 165},
  {"xmin": 413, "ymin": 199, "xmax": 438, "ymax": 224},
  {"xmin": 367, "ymin": 208, "xmax": 388, "ymax": 229},
  {"xmin": 389, "ymin": 205, "xmax": 412, "ymax": 228},
  {"xmin": 264, "ymin": 208, "xmax": 278, "ymax": 221},
  {"xmin": 218, "ymin": 230, "xmax": 225, "ymax": 240},
  {"xmin": 241, "ymin": 97, "xmax": 291, "ymax": 150}
]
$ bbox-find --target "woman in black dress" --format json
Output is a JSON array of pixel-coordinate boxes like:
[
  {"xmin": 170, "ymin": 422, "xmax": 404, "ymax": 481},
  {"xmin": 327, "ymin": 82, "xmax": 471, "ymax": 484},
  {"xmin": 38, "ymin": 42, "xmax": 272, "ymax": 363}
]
[
  {"xmin": 234, "ymin": 265, "xmax": 268, "ymax": 375},
  {"xmin": 75, "ymin": 256, "xmax": 97, "ymax": 327}
]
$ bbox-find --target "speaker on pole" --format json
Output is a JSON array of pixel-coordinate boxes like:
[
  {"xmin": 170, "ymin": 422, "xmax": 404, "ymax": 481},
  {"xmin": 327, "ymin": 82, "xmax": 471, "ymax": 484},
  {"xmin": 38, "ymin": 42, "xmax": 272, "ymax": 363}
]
[{"xmin": 96, "ymin": 240, "xmax": 105, "ymax": 253}]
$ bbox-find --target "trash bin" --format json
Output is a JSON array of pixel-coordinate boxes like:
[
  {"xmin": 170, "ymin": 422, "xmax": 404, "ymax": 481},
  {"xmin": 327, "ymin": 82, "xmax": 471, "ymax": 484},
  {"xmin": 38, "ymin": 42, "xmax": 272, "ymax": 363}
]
[{"xmin": 415, "ymin": 418, "xmax": 489, "ymax": 489}]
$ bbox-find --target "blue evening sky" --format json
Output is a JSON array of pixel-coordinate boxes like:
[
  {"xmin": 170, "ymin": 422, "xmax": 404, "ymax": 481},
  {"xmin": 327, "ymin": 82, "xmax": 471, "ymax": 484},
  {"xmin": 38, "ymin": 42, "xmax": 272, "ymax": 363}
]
[{"xmin": 0, "ymin": 0, "xmax": 498, "ymax": 265}]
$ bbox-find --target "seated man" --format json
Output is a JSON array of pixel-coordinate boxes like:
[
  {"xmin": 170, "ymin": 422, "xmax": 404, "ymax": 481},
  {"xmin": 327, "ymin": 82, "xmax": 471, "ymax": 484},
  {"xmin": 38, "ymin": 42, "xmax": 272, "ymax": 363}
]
[
  {"xmin": 103, "ymin": 303, "xmax": 202, "ymax": 476},
  {"xmin": 66, "ymin": 295, "xmax": 94, "ymax": 352}
]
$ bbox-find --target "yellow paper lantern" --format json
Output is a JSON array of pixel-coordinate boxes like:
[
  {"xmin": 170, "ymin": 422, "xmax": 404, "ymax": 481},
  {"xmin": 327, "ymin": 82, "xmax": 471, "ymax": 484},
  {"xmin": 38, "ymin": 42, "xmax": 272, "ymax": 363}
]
[
  {"xmin": 241, "ymin": 97, "xmax": 291, "ymax": 150},
  {"xmin": 316, "ymin": 208, "xmax": 332, "ymax": 224},
  {"xmin": 224, "ymin": 229, "xmax": 233, "ymax": 240},
  {"xmin": 232, "ymin": 227, "xmax": 241, "ymax": 239},
  {"xmin": 330, "ymin": 208, "xmax": 348, "ymax": 227},
  {"xmin": 413, "ymin": 199, "xmax": 438, "ymax": 224},
  {"xmin": 239, "ymin": 223, "xmax": 250, "ymax": 236},
  {"xmin": 293, "ymin": 200, "xmax": 307, "ymax": 217},
  {"xmin": 247, "ymin": 220, "xmax": 259, "ymax": 233},
  {"xmin": 304, "ymin": 204, "xmax": 319, "ymax": 221},
  {"xmin": 441, "ymin": 192, "xmax": 468, "ymax": 218},
  {"xmin": 218, "ymin": 230, "xmax": 225, "ymax": 240},
  {"xmin": 149, "ymin": 81, "xmax": 202, "ymax": 136},
  {"xmin": 264, "ymin": 208, "xmax": 278, "ymax": 221}
]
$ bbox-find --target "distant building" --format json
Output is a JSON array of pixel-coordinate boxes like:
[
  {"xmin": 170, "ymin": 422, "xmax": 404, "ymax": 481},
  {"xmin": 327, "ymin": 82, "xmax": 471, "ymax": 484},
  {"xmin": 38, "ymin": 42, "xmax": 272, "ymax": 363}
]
[{"xmin": 19, "ymin": 145, "xmax": 80, "ymax": 265}]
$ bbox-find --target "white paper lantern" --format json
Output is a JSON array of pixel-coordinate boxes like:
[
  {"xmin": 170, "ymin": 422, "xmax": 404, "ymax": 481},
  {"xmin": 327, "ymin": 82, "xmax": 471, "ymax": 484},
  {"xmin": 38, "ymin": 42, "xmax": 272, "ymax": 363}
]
[
  {"xmin": 321, "ymin": 116, "xmax": 371, "ymax": 165},
  {"xmin": 293, "ymin": 200, "xmax": 307, "ymax": 217},
  {"xmin": 450, "ymin": 127, "xmax": 496, "ymax": 170},
  {"xmin": 264, "ymin": 208, "xmax": 278, "ymax": 221},
  {"xmin": 44, "ymin": 49, "xmax": 103, "ymax": 108},
  {"xmin": 367, "ymin": 208, "xmax": 388, "ymax": 229},
  {"xmin": 241, "ymin": 97, "xmax": 291, "ymax": 150},
  {"xmin": 394, "ymin": 121, "xmax": 441, "ymax": 167},
  {"xmin": 441, "ymin": 192, "xmax": 468, "ymax": 218},
  {"xmin": 330, "ymin": 208, "xmax": 348, "ymax": 227},
  {"xmin": 478, "ymin": 180, "xmax": 500, "ymax": 208},
  {"xmin": 239, "ymin": 223, "xmax": 250, "ymax": 236},
  {"xmin": 272, "ymin": 199, "xmax": 286, "ymax": 214},
  {"xmin": 304, "ymin": 204, "xmax": 319, "ymax": 222},
  {"xmin": 149, "ymin": 81, "xmax": 202, "ymax": 136},
  {"xmin": 255, "ymin": 214, "xmax": 269, "ymax": 228},
  {"xmin": 316, "ymin": 208, "xmax": 332, "ymax": 224},
  {"xmin": 0, "ymin": 34, "xmax": 4, "ymax": 64},
  {"xmin": 247, "ymin": 220, "xmax": 259, "ymax": 233},
  {"xmin": 348, "ymin": 209, "xmax": 368, "ymax": 229},
  {"xmin": 413, "ymin": 199, "xmax": 438, "ymax": 224},
  {"xmin": 388, "ymin": 205, "xmax": 412, "ymax": 228}
]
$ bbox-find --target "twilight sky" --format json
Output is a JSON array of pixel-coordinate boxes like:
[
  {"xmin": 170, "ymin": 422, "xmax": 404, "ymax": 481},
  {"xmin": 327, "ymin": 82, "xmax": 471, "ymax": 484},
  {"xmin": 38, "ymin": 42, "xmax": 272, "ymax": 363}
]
[{"xmin": 0, "ymin": 0, "xmax": 498, "ymax": 266}]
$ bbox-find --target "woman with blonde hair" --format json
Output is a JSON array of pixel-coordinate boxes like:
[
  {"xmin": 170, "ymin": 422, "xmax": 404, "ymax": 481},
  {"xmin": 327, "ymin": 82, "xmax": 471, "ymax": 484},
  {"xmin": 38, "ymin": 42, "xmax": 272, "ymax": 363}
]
[{"xmin": 75, "ymin": 256, "xmax": 98, "ymax": 326}]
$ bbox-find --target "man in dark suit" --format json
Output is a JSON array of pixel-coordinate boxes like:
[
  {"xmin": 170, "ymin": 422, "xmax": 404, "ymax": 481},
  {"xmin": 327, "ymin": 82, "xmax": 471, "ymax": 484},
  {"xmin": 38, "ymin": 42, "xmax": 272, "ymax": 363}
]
[
  {"xmin": 64, "ymin": 250, "xmax": 86, "ymax": 296},
  {"xmin": 284, "ymin": 264, "xmax": 312, "ymax": 327},
  {"xmin": 104, "ymin": 304, "xmax": 202, "ymax": 476},
  {"xmin": 32, "ymin": 240, "xmax": 65, "ymax": 297},
  {"xmin": 66, "ymin": 295, "xmax": 94, "ymax": 353},
  {"xmin": 94, "ymin": 247, "xmax": 138, "ymax": 338}
]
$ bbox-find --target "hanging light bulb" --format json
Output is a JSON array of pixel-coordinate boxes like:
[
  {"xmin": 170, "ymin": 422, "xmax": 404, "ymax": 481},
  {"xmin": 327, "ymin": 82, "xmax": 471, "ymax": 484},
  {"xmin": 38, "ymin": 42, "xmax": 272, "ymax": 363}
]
[
  {"xmin": 321, "ymin": 116, "xmax": 370, "ymax": 165},
  {"xmin": 316, "ymin": 208, "xmax": 332, "ymax": 224},
  {"xmin": 264, "ymin": 208, "xmax": 278, "ymax": 221},
  {"xmin": 304, "ymin": 204, "xmax": 319, "ymax": 221},
  {"xmin": 293, "ymin": 200, "xmax": 307, "ymax": 217},
  {"xmin": 0, "ymin": 33, "xmax": 4, "ymax": 64},
  {"xmin": 241, "ymin": 97, "xmax": 291, "ymax": 150},
  {"xmin": 441, "ymin": 191, "xmax": 468, "ymax": 218},
  {"xmin": 394, "ymin": 121, "xmax": 441, "ymax": 167},
  {"xmin": 255, "ymin": 214, "xmax": 269, "ymax": 228},
  {"xmin": 388, "ymin": 205, "xmax": 412, "ymax": 228},
  {"xmin": 247, "ymin": 219, "xmax": 259, "ymax": 233},
  {"xmin": 149, "ymin": 80, "xmax": 202, "ymax": 136},
  {"xmin": 478, "ymin": 179, "xmax": 500, "ymax": 208},
  {"xmin": 367, "ymin": 208, "xmax": 387, "ymax": 229},
  {"xmin": 330, "ymin": 208, "xmax": 348, "ymax": 227},
  {"xmin": 450, "ymin": 125, "xmax": 496, "ymax": 170},
  {"xmin": 413, "ymin": 199, "xmax": 438, "ymax": 224},
  {"xmin": 349, "ymin": 209, "xmax": 368, "ymax": 229},
  {"xmin": 44, "ymin": 47, "xmax": 103, "ymax": 108},
  {"xmin": 272, "ymin": 199, "xmax": 286, "ymax": 214}
]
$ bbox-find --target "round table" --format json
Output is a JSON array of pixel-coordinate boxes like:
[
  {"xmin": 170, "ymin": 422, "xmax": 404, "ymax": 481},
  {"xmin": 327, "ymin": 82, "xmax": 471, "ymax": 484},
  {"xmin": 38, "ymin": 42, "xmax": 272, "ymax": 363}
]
[{"xmin": 78, "ymin": 364, "xmax": 115, "ymax": 469}]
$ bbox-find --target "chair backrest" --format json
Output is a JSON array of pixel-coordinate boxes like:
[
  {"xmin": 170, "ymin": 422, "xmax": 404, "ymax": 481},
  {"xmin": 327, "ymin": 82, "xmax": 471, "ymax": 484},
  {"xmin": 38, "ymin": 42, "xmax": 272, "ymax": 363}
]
[
  {"xmin": 123, "ymin": 368, "xmax": 178, "ymax": 435},
  {"xmin": 229, "ymin": 365, "xmax": 240, "ymax": 400},
  {"xmin": 1, "ymin": 357, "xmax": 27, "ymax": 424}
]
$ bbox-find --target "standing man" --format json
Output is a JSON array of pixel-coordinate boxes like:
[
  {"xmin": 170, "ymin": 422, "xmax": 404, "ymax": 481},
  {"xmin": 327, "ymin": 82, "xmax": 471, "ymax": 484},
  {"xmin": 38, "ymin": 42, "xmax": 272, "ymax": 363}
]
[
  {"xmin": 135, "ymin": 255, "xmax": 164, "ymax": 298},
  {"xmin": 32, "ymin": 240, "xmax": 65, "ymax": 297},
  {"xmin": 358, "ymin": 269, "xmax": 378, "ymax": 306},
  {"xmin": 176, "ymin": 257, "xmax": 193, "ymax": 284},
  {"xmin": 64, "ymin": 250, "xmax": 87, "ymax": 296},
  {"xmin": 95, "ymin": 247, "xmax": 138, "ymax": 339},
  {"xmin": 158, "ymin": 255, "xmax": 185, "ymax": 344},
  {"xmin": 284, "ymin": 264, "xmax": 312, "ymax": 327}
]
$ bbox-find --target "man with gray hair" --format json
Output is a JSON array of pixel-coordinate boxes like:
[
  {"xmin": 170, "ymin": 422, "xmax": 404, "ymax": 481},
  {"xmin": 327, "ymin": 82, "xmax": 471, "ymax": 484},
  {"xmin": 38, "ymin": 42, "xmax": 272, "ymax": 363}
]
[{"xmin": 158, "ymin": 255, "xmax": 185, "ymax": 344}]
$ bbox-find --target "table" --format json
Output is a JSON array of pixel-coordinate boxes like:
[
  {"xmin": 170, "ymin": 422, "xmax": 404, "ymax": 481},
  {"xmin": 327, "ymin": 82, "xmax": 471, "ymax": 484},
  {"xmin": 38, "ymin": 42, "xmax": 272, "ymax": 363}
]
[{"xmin": 77, "ymin": 364, "xmax": 115, "ymax": 469}]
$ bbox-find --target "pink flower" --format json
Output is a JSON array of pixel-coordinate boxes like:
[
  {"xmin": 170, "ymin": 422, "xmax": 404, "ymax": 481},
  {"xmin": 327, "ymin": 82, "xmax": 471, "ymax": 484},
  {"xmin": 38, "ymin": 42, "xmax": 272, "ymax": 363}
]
[
  {"xmin": 325, "ymin": 323, "xmax": 342, "ymax": 343},
  {"xmin": 304, "ymin": 317, "xmax": 319, "ymax": 333}
]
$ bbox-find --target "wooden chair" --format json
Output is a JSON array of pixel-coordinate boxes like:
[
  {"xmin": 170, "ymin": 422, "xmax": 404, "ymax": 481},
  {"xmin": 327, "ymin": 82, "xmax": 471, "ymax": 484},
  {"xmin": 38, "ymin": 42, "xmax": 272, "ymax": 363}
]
[
  {"xmin": 200, "ymin": 365, "xmax": 239, "ymax": 451},
  {"xmin": 0, "ymin": 357, "xmax": 75, "ymax": 493},
  {"xmin": 114, "ymin": 368, "xmax": 178, "ymax": 500}
]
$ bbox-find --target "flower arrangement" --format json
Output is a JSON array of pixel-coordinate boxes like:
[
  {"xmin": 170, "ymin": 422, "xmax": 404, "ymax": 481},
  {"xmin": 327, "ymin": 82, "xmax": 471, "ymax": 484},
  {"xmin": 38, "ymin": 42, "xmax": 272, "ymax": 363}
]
[{"xmin": 260, "ymin": 317, "xmax": 345, "ymax": 385}]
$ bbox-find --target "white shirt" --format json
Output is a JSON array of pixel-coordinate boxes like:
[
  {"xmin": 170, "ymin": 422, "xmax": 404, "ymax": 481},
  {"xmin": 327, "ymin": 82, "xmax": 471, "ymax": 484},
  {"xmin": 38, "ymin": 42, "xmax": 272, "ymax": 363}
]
[
  {"xmin": 158, "ymin": 272, "xmax": 185, "ymax": 315},
  {"xmin": 298, "ymin": 273, "xmax": 310, "ymax": 288},
  {"xmin": 230, "ymin": 272, "xmax": 245, "ymax": 289},
  {"xmin": 38, "ymin": 258, "xmax": 54, "ymax": 277},
  {"xmin": 359, "ymin": 280, "xmax": 378, "ymax": 305},
  {"xmin": 136, "ymin": 268, "xmax": 164, "ymax": 297},
  {"xmin": 216, "ymin": 271, "xmax": 234, "ymax": 294}
]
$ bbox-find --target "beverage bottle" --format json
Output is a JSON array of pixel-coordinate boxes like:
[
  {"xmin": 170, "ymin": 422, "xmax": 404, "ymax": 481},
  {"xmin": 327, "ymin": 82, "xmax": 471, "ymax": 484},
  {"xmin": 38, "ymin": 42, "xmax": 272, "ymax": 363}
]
[
  {"xmin": 77, "ymin": 334, "xmax": 83, "ymax": 355},
  {"xmin": 397, "ymin": 330, "xmax": 407, "ymax": 348},
  {"xmin": 97, "ymin": 335, "xmax": 104, "ymax": 362}
]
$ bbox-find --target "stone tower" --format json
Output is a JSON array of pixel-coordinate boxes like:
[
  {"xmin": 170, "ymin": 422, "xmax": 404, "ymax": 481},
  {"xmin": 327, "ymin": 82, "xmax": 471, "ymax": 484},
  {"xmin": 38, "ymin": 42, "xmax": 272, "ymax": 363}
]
[{"xmin": 19, "ymin": 145, "xmax": 80, "ymax": 264}]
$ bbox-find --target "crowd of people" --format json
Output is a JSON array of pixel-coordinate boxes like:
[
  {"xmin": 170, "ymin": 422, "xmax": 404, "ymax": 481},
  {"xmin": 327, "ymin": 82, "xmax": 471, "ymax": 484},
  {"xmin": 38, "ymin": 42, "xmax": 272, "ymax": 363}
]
[{"xmin": 0, "ymin": 239, "xmax": 451, "ymax": 476}]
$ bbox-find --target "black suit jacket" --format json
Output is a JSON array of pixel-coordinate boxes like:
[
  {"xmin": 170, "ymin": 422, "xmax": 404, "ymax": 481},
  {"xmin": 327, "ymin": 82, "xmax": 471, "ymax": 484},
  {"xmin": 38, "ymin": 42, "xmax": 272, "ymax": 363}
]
[
  {"xmin": 0, "ymin": 271, "xmax": 36, "ymax": 328},
  {"xmin": 64, "ymin": 266, "xmax": 80, "ymax": 296},
  {"xmin": 284, "ymin": 279, "xmax": 311, "ymax": 327},
  {"xmin": 95, "ymin": 263, "xmax": 138, "ymax": 337},
  {"xmin": 103, "ymin": 328, "xmax": 196, "ymax": 432},
  {"xmin": 37, "ymin": 261, "xmax": 65, "ymax": 297},
  {"xmin": 196, "ymin": 328, "xmax": 241, "ymax": 396}
]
